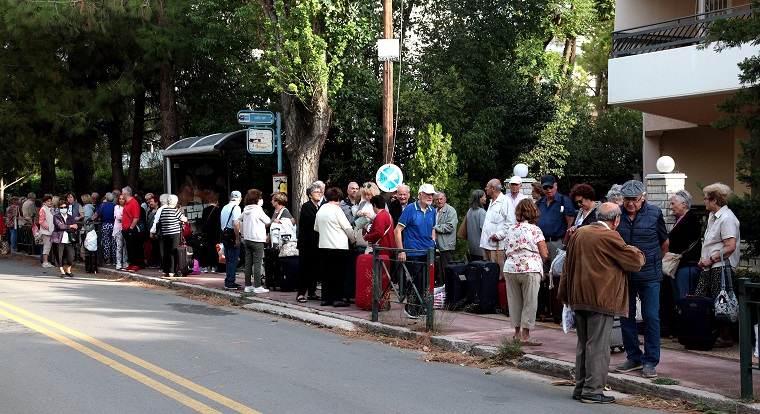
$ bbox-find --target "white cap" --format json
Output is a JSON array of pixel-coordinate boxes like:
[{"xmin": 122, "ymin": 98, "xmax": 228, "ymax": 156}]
[
  {"xmin": 508, "ymin": 176, "xmax": 523, "ymax": 185},
  {"xmin": 418, "ymin": 183, "xmax": 436, "ymax": 195}
]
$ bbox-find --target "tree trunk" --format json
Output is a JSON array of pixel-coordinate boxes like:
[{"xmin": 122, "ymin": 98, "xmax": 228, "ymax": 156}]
[
  {"xmin": 72, "ymin": 128, "xmax": 97, "ymax": 197},
  {"xmin": 106, "ymin": 123, "xmax": 127, "ymax": 191},
  {"xmin": 128, "ymin": 91, "xmax": 146, "ymax": 192},
  {"xmin": 160, "ymin": 63, "xmax": 178, "ymax": 148},
  {"xmin": 39, "ymin": 148, "xmax": 56, "ymax": 195}
]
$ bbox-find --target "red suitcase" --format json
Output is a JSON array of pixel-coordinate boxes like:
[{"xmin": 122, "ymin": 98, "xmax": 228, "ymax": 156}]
[{"xmin": 355, "ymin": 254, "xmax": 391, "ymax": 310}]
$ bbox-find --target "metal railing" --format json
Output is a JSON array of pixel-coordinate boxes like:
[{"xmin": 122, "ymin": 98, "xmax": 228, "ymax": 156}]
[
  {"xmin": 15, "ymin": 221, "xmax": 106, "ymax": 266},
  {"xmin": 737, "ymin": 278, "xmax": 760, "ymax": 398},
  {"xmin": 369, "ymin": 246, "xmax": 436, "ymax": 331},
  {"xmin": 612, "ymin": 4, "xmax": 756, "ymax": 57}
]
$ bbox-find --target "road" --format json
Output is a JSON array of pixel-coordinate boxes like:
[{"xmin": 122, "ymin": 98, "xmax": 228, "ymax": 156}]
[{"xmin": 0, "ymin": 256, "xmax": 662, "ymax": 413}]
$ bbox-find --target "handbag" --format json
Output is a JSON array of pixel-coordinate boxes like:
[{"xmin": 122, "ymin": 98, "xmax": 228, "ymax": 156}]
[
  {"xmin": 714, "ymin": 247, "xmax": 739, "ymax": 324},
  {"xmin": 32, "ymin": 222, "xmax": 43, "ymax": 245},
  {"xmin": 221, "ymin": 208, "xmax": 236, "ymax": 244},
  {"xmin": 279, "ymin": 241, "xmax": 299, "ymax": 257},
  {"xmin": 456, "ymin": 215, "xmax": 468, "ymax": 240},
  {"xmin": 662, "ymin": 238, "xmax": 699, "ymax": 278},
  {"xmin": 365, "ymin": 221, "xmax": 392, "ymax": 255}
]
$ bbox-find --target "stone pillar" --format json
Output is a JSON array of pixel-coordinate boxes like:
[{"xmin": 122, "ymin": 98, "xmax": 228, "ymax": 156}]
[
  {"xmin": 644, "ymin": 173, "xmax": 686, "ymax": 231},
  {"xmin": 520, "ymin": 178, "xmax": 536, "ymax": 198}
]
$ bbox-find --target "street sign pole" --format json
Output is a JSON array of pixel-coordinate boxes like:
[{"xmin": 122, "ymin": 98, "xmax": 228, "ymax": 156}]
[{"xmin": 277, "ymin": 112, "xmax": 282, "ymax": 174}]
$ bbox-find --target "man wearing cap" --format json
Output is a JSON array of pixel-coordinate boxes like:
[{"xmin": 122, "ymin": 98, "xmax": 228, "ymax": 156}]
[
  {"xmin": 613, "ymin": 180, "xmax": 668, "ymax": 379},
  {"xmin": 479, "ymin": 179, "xmax": 510, "ymax": 275},
  {"xmin": 505, "ymin": 176, "xmax": 528, "ymax": 224},
  {"xmin": 220, "ymin": 191, "xmax": 243, "ymax": 290},
  {"xmin": 433, "ymin": 191, "xmax": 458, "ymax": 284},
  {"xmin": 395, "ymin": 183, "xmax": 437, "ymax": 318},
  {"xmin": 536, "ymin": 174, "xmax": 576, "ymax": 275}
]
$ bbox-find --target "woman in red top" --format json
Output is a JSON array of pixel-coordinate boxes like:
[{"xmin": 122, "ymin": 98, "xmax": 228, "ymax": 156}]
[{"xmin": 363, "ymin": 195, "xmax": 396, "ymax": 253}]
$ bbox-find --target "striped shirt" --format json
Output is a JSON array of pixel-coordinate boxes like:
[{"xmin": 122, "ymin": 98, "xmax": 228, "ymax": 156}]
[{"xmin": 159, "ymin": 208, "xmax": 185, "ymax": 236}]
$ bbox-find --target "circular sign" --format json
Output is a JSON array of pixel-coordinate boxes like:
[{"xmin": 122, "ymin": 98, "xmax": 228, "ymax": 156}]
[{"xmin": 375, "ymin": 164, "xmax": 403, "ymax": 193}]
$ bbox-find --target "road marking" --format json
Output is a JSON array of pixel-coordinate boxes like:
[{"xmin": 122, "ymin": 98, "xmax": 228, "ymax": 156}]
[{"xmin": 0, "ymin": 300, "xmax": 260, "ymax": 414}]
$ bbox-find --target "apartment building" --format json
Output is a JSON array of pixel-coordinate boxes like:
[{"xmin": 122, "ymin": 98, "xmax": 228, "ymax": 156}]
[{"xmin": 608, "ymin": 0, "xmax": 756, "ymax": 196}]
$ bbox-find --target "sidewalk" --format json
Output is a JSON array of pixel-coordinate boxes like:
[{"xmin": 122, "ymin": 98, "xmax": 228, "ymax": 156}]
[{"xmin": 12, "ymin": 252, "xmax": 760, "ymax": 413}]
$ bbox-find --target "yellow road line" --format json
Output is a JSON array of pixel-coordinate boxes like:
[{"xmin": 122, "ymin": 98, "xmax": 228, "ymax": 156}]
[
  {"xmin": 0, "ymin": 308, "xmax": 221, "ymax": 414},
  {"xmin": 0, "ymin": 300, "xmax": 260, "ymax": 414}
]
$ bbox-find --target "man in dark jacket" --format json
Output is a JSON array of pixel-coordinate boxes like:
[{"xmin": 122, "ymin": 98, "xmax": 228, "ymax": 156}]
[
  {"xmin": 560, "ymin": 203, "xmax": 645, "ymax": 404},
  {"xmin": 613, "ymin": 180, "xmax": 668, "ymax": 379}
]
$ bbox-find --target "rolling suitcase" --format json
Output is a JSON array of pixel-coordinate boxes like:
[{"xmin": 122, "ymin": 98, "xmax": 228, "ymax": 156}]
[
  {"xmin": 444, "ymin": 263, "xmax": 469, "ymax": 310},
  {"xmin": 263, "ymin": 247, "xmax": 281, "ymax": 289},
  {"xmin": 465, "ymin": 260, "xmax": 500, "ymax": 314},
  {"xmin": 84, "ymin": 250, "xmax": 98, "ymax": 274},
  {"xmin": 610, "ymin": 317, "xmax": 624, "ymax": 352},
  {"xmin": 176, "ymin": 245, "xmax": 193, "ymax": 276},
  {"xmin": 278, "ymin": 256, "xmax": 300, "ymax": 292},
  {"xmin": 498, "ymin": 279, "xmax": 507, "ymax": 315},
  {"xmin": 678, "ymin": 296, "xmax": 717, "ymax": 350},
  {"xmin": 355, "ymin": 254, "xmax": 391, "ymax": 310}
]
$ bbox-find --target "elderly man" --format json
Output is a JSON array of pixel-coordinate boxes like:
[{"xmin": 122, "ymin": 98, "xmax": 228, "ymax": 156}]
[
  {"xmin": 613, "ymin": 180, "xmax": 668, "ymax": 379},
  {"xmin": 395, "ymin": 184, "xmax": 437, "ymax": 319},
  {"xmin": 559, "ymin": 203, "xmax": 645, "ymax": 404},
  {"xmin": 21, "ymin": 192, "xmax": 36, "ymax": 223},
  {"xmin": 479, "ymin": 179, "xmax": 509, "ymax": 274},
  {"xmin": 536, "ymin": 174, "xmax": 575, "ymax": 274},
  {"xmin": 433, "ymin": 191, "xmax": 458, "ymax": 283},
  {"xmin": 121, "ymin": 186, "xmax": 145, "ymax": 270},
  {"xmin": 340, "ymin": 181, "xmax": 360, "ymax": 225},
  {"xmin": 505, "ymin": 175, "xmax": 528, "ymax": 224},
  {"xmin": 221, "ymin": 190, "xmax": 243, "ymax": 290},
  {"xmin": 390, "ymin": 184, "xmax": 414, "ymax": 226}
]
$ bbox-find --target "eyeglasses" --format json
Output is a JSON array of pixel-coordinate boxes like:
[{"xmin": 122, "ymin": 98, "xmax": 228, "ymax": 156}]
[
  {"xmin": 59, "ymin": 205, "xmax": 68, "ymax": 209},
  {"xmin": 623, "ymin": 196, "xmax": 642, "ymax": 203},
  {"xmin": 312, "ymin": 190, "xmax": 323, "ymax": 194},
  {"xmin": 703, "ymin": 197, "xmax": 712, "ymax": 202}
]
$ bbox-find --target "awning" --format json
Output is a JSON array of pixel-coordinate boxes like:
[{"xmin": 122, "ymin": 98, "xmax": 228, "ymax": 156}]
[{"xmin": 162, "ymin": 130, "xmax": 247, "ymax": 158}]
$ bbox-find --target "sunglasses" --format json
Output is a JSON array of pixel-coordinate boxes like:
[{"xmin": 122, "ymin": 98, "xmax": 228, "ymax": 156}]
[
  {"xmin": 542, "ymin": 185, "xmax": 553, "ymax": 190},
  {"xmin": 574, "ymin": 198, "xmax": 583, "ymax": 205}
]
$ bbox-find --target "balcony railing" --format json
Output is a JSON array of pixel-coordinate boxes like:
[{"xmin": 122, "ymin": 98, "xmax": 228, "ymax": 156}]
[{"xmin": 612, "ymin": 4, "xmax": 757, "ymax": 58}]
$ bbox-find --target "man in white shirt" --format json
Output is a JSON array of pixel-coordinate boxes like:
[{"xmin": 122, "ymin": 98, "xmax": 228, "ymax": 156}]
[
  {"xmin": 504, "ymin": 176, "xmax": 528, "ymax": 224},
  {"xmin": 479, "ymin": 179, "xmax": 509, "ymax": 274}
]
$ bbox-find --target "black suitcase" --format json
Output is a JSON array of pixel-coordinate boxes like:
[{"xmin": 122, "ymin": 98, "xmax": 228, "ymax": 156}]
[
  {"xmin": 465, "ymin": 260, "xmax": 500, "ymax": 314},
  {"xmin": 263, "ymin": 247, "xmax": 281, "ymax": 289},
  {"xmin": 343, "ymin": 249, "xmax": 359, "ymax": 301},
  {"xmin": 279, "ymin": 256, "xmax": 300, "ymax": 292},
  {"xmin": 659, "ymin": 278, "xmax": 678, "ymax": 337},
  {"xmin": 444, "ymin": 263, "xmax": 469, "ymax": 310},
  {"xmin": 677, "ymin": 296, "xmax": 718, "ymax": 350},
  {"xmin": 176, "ymin": 245, "xmax": 194, "ymax": 276},
  {"xmin": 85, "ymin": 250, "xmax": 98, "ymax": 274}
]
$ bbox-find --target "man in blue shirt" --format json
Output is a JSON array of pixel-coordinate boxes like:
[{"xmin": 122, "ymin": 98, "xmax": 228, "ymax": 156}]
[
  {"xmin": 220, "ymin": 190, "xmax": 243, "ymax": 290},
  {"xmin": 394, "ymin": 183, "xmax": 437, "ymax": 318},
  {"xmin": 536, "ymin": 174, "xmax": 575, "ymax": 274}
]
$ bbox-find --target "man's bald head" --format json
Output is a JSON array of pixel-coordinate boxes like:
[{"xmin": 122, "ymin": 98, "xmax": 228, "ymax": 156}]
[{"xmin": 597, "ymin": 202, "xmax": 622, "ymax": 224}]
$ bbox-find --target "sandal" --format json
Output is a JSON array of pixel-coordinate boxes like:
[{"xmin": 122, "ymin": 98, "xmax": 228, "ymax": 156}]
[
  {"xmin": 307, "ymin": 295, "xmax": 321, "ymax": 301},
  {"xmin": 520, "ymin": 337, "xmax": 542, "ymax": 346},
  {"xmin": 296, "ymin": 296, "xmax": 307, "ymax": 303}
]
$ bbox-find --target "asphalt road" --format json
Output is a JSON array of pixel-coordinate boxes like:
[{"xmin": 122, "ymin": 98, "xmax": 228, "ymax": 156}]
[{"xmin": 0, "ymin": 256, "xmax": 662, "ymax": 413}]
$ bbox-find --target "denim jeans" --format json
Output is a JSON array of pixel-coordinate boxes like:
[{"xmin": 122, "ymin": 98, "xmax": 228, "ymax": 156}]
[
  {"xmin": 670, "ymin": 266, "xmax": 699, "ymax": 303},
  {"xmin": 9, "ymin": 228, "xmax": 17, "ymax": 251},
  {"xmin": 620, "ymin": 279, "xmax": 660, "ymax": 366},
  {"xmin": 223, "ymin": 240, "xmax": 240, "ymax": 287}
]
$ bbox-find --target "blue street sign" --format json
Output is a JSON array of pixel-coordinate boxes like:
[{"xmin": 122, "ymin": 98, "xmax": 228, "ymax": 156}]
[
  {"xmin": 237, "ymin": 110, "xmax": 275, "ymax": 126},
  {"xmin": 247, "ymin": 128, "xmax": 275, "ymax": 154},
  {"xmin": 375, "ymin": 164, "xmax": 403, "ymax": 192}
]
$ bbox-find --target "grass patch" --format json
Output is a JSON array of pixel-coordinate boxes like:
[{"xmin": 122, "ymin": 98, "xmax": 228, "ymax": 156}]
[
  {"xmin": 493, "ymin": 336, "xmax": 524, "ymax": 364},
  {"xmin": 651, "ymin": 377, "xmax": 680, "ymax": 386}
]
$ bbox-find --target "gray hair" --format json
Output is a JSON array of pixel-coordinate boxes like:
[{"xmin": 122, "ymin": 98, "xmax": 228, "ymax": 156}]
[
  {"xmin": 397, "ymin": 184, "xmax": 410, "ymax": 193},
  {"xmin": 105, "ymin": 192, "xmax": 115, "ymax": 202},
  {"xmin": 159, "ymin": 194, "xmax": 169, "ymax": 206},
  {"xmin": 670, "ymin": 189, "xmax": 692, "ymax": 209},
  {"xmin": 27, "ymin": 192, "xmax": 36, "ymax": 199},
  {"xmin": 168, "ymin": 194, "xmax": 179, "ymax": 207},
  {"xmin": 597, "ymin": 203, "xmax": 622, "ymax": 222},
  {"xmin": 606, "ymin": 184, "xmax": 623, "ymax": 203},
  {"xmin": 490, "ymin": 180, "xmax": 502, "ymax": 192},
  {"xmin": 313, "ymin": 180, "xmax": 325, "ymax": 190},
  {"xmin": 435, "ymin": 191, "xmax": 447, "ymax": 199},
  {"xmin": 121, "ymin": 186, "xmax": 133, "ymax": 196},
  {"xmin": 306, "ymin": 183, "xmax": 322, "ymax": 196}
]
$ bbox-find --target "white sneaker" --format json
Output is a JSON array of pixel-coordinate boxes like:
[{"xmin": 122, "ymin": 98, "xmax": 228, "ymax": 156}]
[
  {"xmin": 253, "ymin": 287, "xmax": 269, "ymax": 294},
  {"xmin": 202, "ymin": 267, "xmax": 209, "ymax": 273},
  {"xmin": 244, "ymin": 286, "xmax": 255, "ymax": 293},
  {"xmin": 42, "ymin": 262, "xmax": 54, "ymax": 268}
]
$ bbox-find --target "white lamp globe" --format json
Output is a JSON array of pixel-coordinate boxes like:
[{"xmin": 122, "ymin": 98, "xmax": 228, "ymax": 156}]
[
  {"xmin": 514, "ymin": 163, "xmax": 529, "ymax": 178},
  {"xmin": 656, "ymin": 156, "xmax": 675, "ymax": 173}
]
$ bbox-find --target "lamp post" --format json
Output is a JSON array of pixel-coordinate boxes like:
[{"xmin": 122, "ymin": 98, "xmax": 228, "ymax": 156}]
[{"xmin": 377, "ymin": 0, "xmax": 399, "ymax": 165}]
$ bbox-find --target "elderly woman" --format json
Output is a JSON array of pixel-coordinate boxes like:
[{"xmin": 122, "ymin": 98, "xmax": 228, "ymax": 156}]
[
  {"xmin": 606, "ymin": 184, "xmax": 624, "ymax": 204},
  {"xmin": 315, "ymin": 187, "xmax": 356, "ymax": 307},
  {"xmin": 269, "ymin": 191, "xmax": 296, "ymax": 245},
  {"xmin": 52, "ymin": 199, "xmax": 79, "ymax": 277},
  {"xmin": 296, "ymin": 183, "xmax": 323, "ymax": 303},
  {"xmin": 504, "ymin": 199, "xmax": 549, "ymax": 346},
  {"xmin": 81, "ymin": 194, "xmax": 95, "ymax": 228},
  {"xmin": 200, "ymin": 193, "xmax": 221, "ymax": 272},
  {"xmin": 354, "ymin": 182, "xmax": 381, "ymax": 230},
  {"xmin": 65, "ymin": 192, "xmax": 84, "ymax": 223},
  {"xmin": 154, "ymin": 195, "xmax": 187, "ymax": 278},
  {"xmin": 564, "ymin": 184, "xmax": 600, "ymax": 245},
  {"xmin": 531, "ymin": 182, "xmax": 543, "ymax": 202},
  {"xmin": 465, "ymin": 189, "xmax": 487, "ymax": 261},
  {"xmin": 4, "ymin": 197, "xmax": 20, "ymax": 252},
  {"xmin": 667, "ymin": 190, "xmax": 702, "ymax": 301},
  {"xmin": 695, "ymin": 183, "xmax": 741, "ymax": 348},
  {"xmin": 363, "ymin": 195, "xmax": 396, "ymax": 253},
  {"xmin": 92, "ymin": 192, "xmax": 117, "ymax": 265}
]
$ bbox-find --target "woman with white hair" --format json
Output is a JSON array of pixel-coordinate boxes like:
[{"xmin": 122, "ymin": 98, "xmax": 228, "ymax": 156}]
[
  {"xmin": 155, "ymin": 194, "xmax": 188, "ymax": 278},
  {"xmin": 666, "ymin": 190, "xmax": 702, "ymax": 301},
  {"xmin": 92, "ymin": 192, "xmax": 117, "ymax": 264}
]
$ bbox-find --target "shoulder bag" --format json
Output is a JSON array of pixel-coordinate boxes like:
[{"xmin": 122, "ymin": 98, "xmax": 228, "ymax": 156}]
[
  {"xmin": 662, "ymin": 238, "xmax": 700, "ymax": 278},
  {"xmin": 221, "ymin": 207, "xmax": 237, "ymax": 244},
  {"xmin": 365, "ymin": 222, "xmax": 392, "ymax": 255},
  {"xmin": 714, "ymin": 247, "xmax": 739, "ymax": 323},
  {"xmin": 456, "ymin": 214, "xmax": 468, "ymax": 240}
]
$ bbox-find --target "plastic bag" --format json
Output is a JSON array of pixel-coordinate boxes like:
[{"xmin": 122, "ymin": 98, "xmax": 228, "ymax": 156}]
[
  {"xmin": 216, "ymin": 243, "xmax": 226, "ymax": 263},
  {"xmin": 562, "ymin": 304, "xmax": 576, "ymax": 333},
  {"xmin": 84, "ymin": 229, "xmax": 98, "ymax": 252}
]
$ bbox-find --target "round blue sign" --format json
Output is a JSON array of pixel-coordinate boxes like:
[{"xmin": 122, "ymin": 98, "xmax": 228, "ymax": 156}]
[{"xmin": 375, "ymin": 164, "xmax": 403, "ymax": 193}]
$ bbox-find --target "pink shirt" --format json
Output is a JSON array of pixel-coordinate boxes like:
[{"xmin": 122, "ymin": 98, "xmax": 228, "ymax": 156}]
[{"xmin": 503, "ymin": 222, "xmax": 545, "ymax": 274}]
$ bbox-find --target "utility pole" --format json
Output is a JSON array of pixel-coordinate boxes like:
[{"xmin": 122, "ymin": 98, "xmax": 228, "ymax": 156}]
[{"xmin": 382, "ymin": 0, "xmax": 394, "ymax": 165}]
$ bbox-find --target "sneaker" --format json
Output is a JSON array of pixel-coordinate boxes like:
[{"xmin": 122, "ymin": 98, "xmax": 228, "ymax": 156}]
[
  {"xmin": 403, "ymin": 307, "xmax": 420, "ymax": 319},
  {"xmin": 244, "ymin": 286, "xmax": 255, "ymax": 293},
  {"xmin": 202, "ymin": 267, "xmax": 209, "ymax": 273},
  {"xmin": 42, "ymin": 262, "xmax": 54, "ymax": 268},
  {"xmin": 224, "ymin": 285, "xmax": 240, "ymax": 290},
  {"xmin": 614, "ymin": 360, "xmax": 643, "ymax": 373},
  {"xmin": 642, "ymin": 364, "xmax": 657, "ymax": 378},
  {"xmin": 581, "ymin": 394, "xmax": 615, "ymax": 404},
  {"xmin": 253, "ymin": 287, "xmax": 269, "ymax": 294}
]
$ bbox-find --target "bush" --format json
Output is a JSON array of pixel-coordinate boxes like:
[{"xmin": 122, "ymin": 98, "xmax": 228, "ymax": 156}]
[{"xmin": 729, "ymin": 194, "xmax": 760, "ymax": 259}]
